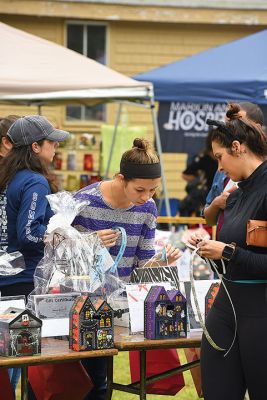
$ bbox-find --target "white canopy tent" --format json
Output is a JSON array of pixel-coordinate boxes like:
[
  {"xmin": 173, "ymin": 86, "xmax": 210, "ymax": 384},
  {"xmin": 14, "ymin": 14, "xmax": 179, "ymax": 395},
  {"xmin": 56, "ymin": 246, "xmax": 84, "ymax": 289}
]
[{"xmin": 0, "ymin": 21, "xmax": 171, "ymax": 215}]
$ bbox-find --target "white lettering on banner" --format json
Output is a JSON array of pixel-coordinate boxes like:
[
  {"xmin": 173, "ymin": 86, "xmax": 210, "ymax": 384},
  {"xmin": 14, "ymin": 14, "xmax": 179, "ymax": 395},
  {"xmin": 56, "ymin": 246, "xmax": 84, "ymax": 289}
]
[{"xmin": 164, "ymin": 102, "xmax": 227, "ymax": 132}]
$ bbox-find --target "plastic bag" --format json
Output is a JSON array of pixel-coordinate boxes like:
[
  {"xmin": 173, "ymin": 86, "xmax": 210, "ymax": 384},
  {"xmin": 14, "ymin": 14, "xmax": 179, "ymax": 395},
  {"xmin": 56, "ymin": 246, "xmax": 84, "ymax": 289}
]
[
  {"xmin": 28, "ymin": 192, "xmax": 126, "ymax": 313},
  {"xmin": 0, "ymin": 250, "xmax": 25, "ymax": 276}
]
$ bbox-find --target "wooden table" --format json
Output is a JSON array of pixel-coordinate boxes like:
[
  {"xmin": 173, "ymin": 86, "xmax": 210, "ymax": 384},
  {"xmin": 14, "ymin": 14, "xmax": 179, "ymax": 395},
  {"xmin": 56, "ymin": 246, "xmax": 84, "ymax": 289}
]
[
  {"xmin": 0, "ymin": 338, "xmax": 118, "ymax": 400},
  {"xmin": 106, "ymin": 326, "xmax": 202, "ymax": 400}
]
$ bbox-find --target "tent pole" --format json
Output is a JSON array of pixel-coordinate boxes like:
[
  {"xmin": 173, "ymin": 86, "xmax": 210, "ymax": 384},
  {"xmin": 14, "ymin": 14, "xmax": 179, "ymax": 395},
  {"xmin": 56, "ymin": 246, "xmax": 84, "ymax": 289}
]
[
  {"xmin": 104, "ymin": 102, "xmax": 123, "ymax": 179},
  {"xmin": 37, "ymin": 104, "xmax": 42, "ymax": 115},
  {"xmin": 150, "ymin": 97, "xmax": 171, "ymax": 218}
]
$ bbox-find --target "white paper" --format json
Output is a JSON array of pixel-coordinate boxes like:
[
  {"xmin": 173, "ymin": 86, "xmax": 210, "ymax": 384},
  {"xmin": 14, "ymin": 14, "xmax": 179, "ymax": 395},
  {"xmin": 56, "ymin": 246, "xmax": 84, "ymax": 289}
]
[
  {"xmin": 41, "ymin": 318, "xmax": 69, "ymax": 337},
  {"xmin": 178, "ymin": 280, "xmax": 220, "ymax": 332},
  {"xmin": 0, "ymin": 295, "xmax": 26, "ymax": 314},
  {"xmin": 191, "ymin": 280, "xmax": 220, "ymax": 322},
  {"xmin": 126, "ymin": 282, "xmax": 173, "ymax": 333}
]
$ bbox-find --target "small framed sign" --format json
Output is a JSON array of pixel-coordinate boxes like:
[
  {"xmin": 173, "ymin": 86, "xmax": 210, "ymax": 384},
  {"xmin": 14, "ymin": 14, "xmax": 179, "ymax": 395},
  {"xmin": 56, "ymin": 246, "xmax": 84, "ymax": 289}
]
[{"xmin": 33, "ymin": 293, "xmax": 80, "ymax": 319}]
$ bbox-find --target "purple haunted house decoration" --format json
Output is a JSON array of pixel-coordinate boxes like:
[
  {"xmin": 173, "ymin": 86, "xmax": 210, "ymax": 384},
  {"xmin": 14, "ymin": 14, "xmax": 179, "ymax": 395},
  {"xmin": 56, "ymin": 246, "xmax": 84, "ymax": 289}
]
[{"xmin": 144, "ymin": 286, "xmax": 187, "ymax": 340}]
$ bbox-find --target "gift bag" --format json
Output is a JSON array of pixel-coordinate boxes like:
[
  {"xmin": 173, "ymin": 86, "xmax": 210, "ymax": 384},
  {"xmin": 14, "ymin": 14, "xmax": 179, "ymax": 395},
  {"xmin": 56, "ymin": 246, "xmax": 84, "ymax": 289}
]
[
  {"xmin": 130, "ymin": 265, "xmax": 180, "ymax": 288},
  {"xmin": 184, "ymin": 348, "xmax": 203, "ymax": 398},
  {"xmin": 129, "ymin": 348, "xmax": 185, "ymax": 395},
  {"xmin": 28, "ymin": 361, "xmax": 93, "ymax": 400},
  {"xmin": 0, "ymin": 369, "xmax": 13, "ymax": 400}
]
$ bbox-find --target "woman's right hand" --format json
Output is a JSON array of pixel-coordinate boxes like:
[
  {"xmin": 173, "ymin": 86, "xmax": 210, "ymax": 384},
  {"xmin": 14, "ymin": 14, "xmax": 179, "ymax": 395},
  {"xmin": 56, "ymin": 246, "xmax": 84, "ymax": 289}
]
[
  {"xmin": 187, "ymin": 231, "xmax": 210, "ymax": 249},
  {"xmin": 97, "ymin": 229, "xmax": 120, "ymax": 247}
]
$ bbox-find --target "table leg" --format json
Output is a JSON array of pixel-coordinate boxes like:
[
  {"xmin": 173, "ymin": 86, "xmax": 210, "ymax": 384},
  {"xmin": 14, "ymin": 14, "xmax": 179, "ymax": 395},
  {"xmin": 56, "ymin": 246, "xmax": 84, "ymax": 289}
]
[
  {"xmin": 139, "ymin": 350, "xmax": 146, "ymax": 400},
  {"xmin": 21, "ymin": 365, "xmax": 28, "ymax": 400},
  {"xmin": 106, "ymin": 356, "xmax": 114, "ymax": 400}
]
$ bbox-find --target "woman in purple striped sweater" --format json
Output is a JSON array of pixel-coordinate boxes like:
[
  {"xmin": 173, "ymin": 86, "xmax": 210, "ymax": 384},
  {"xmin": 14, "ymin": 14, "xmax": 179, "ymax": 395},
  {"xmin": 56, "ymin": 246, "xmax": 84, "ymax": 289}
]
[{"xmin": 73, "ymin": 137, "xmax": 181, "ymax": 400}]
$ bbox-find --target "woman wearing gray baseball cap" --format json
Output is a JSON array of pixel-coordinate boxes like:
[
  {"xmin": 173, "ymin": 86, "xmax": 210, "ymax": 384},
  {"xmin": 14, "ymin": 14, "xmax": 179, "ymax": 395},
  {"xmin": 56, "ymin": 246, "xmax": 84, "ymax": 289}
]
[
  {"xmin": 0, "ymin": 115, "xmax": 69, "ymax": 399},
  {"xmin": 0, "ymin": 115, "xmax": 69, "ymax": 298}
]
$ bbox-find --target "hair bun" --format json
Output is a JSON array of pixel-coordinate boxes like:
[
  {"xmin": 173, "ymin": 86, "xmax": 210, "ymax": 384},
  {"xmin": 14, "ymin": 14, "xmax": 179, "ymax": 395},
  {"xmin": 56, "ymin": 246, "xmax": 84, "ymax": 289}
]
[
  {"xmin": 133, "ymin": 138, "xmax": 150, "ymax": 151},
  {"xmin": 226, "ymin": 102, "xmax": 242, "ymax": 120}
]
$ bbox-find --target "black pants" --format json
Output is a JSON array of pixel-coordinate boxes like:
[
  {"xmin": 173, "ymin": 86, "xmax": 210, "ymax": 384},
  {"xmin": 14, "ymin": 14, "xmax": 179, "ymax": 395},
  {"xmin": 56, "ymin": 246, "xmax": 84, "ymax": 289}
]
[
  {"xmin": 82, "ymin": 357, "xmax": 108, "ymax": 400},
  {"xmin": 201, "ymin": 281, "xmax": 267, "ymax": 400}
]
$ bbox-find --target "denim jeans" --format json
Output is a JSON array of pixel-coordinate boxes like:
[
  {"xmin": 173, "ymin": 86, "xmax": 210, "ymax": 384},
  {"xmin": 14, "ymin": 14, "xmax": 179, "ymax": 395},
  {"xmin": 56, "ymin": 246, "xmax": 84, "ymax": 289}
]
[
  {"xmin": 81, "ymin": 357, "xmax": 108, "ymax": 400},
  {"xmin": 8, "ymin": 368, "xmax": 21, "ymax": 399}
]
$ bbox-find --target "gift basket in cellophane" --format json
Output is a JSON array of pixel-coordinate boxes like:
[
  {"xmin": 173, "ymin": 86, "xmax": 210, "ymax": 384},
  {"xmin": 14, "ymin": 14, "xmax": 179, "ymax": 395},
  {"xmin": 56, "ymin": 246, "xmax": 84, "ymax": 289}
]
[{"xmin": 27, "ymin": 191, "xmax": 127, "ymax": 315}]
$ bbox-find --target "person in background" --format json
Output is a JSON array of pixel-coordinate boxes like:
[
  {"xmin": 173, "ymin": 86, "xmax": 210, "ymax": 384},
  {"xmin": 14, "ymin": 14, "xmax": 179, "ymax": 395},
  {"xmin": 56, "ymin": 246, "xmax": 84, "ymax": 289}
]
[
  {"xmin": 0, "ymin": 116, "xmax": 69, "ymax": 400},
  {"xmin": 0, "ymin": 115, "xmax": 22, "ymax": 398},
  {"xmin": 0, "ymin": 115, "xmax": 19, "ymax": 159},
  {"xmin": 0, "ymin": 115, "xmax": 20, "ymax": 252},
  {"xmin": 73, "ymin": 137, "xmax": 181, "ymax": 400},
  {"xmin": 189, "ymin": 105, "xmax": 267, "ymax": 399},
  {"xmin": 204, "ymin": 102, "xmax": 264, "ymax": 229},
  {"xmin": 179, "ymin": 130, "xmax": 218, "ymax": 216}
]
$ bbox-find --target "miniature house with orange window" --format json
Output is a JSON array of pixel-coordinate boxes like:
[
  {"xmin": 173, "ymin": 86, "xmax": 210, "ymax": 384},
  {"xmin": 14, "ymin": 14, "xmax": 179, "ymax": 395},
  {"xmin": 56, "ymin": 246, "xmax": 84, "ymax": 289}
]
[
  {"xmin": 144, "ymin": 286, "xmax": 187, "ymax": 340},
  {"xmin": 69, "ymin": 295, "xmax": 114, "ymax": 351},
  {"xmin": 0, "ymin": 308, "xmax": 42, "ymax": 357}
]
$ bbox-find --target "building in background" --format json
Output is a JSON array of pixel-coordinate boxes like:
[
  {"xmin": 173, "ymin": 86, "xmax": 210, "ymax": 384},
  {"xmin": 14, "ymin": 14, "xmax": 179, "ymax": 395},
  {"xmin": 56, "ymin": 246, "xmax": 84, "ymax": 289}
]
[{"xmin": 0, "ymin": 0, "xmax": 266, "ymax": 198}]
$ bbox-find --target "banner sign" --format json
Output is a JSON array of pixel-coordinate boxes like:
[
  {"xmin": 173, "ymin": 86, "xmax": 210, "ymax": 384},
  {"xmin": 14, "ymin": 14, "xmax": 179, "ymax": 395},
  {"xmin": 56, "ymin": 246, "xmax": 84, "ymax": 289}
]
[
  {"xmin": 158, "ymin": 102, "xmax": 227, "ymax": 153},
  {"xmin": 158, "ymin": 102, "xmax": 267, "ymax": 154}
]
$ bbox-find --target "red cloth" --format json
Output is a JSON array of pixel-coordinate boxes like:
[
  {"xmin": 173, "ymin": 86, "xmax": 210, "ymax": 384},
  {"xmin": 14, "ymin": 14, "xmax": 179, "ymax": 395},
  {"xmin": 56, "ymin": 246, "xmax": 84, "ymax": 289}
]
[
  {"xmin": 28, "ymin": 361, "xmax": 93, "ymax": 400},
  {"xmin": 129, "ymin": 349, "xmax": 185, "ymax": 396},
  {"xmin": 0, "ymin": 369, "xmax": 13, "ymax": 400}
]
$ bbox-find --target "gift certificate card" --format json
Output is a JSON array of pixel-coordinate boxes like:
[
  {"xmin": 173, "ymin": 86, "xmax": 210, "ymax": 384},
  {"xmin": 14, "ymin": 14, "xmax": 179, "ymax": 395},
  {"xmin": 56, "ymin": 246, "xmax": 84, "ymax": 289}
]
[{"xmin": 33, "ymin": 293, "xmax": 80, "ymax": 319}]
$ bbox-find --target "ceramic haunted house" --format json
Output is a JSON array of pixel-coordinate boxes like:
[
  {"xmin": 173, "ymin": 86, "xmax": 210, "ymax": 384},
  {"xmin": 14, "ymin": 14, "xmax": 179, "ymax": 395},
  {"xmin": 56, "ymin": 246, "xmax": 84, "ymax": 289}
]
[
  {"xmin": 70, "ymin": 295, "xmax": 114, "ymax": 351},
  {"xmin": 144, "ymin": 286, "xmax": 187, "ymax": 339}
]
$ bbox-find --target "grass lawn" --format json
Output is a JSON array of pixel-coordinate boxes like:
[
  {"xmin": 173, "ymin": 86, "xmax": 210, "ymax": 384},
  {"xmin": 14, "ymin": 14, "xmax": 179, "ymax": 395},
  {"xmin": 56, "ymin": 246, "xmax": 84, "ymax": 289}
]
[
  {"xmin": 113, "ymin": 349, "xmax": 200, "ymax": 400},
  {"xmin": 16, "ymin": 349, "xmax": 200, "ymax": 399}
]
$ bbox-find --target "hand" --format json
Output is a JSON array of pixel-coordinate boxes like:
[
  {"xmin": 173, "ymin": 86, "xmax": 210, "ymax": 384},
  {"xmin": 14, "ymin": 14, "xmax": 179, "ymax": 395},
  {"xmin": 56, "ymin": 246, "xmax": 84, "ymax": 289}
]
[
  {"xmin": 97, "ymin": 229, "xmax": 120, "ymax": 247},
  {"xmin": 213, "ymin": 192, "xmax": 230, "ymax": 210},
  {"xmin": 187, "ymin": 232, "xmax": 210, "ymax": 249},
  {"xmin": 197, "ymin": 239, "xmax": 225, "ymax": 260},
  {"xmin": 164, "ymin": 244, "xmax": 182, "ymax": 265}
]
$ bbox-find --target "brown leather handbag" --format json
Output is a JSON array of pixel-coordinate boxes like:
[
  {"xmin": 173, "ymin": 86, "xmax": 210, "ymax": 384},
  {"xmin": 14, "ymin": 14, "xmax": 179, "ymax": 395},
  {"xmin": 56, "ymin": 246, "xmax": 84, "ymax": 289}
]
[{"xmin": 246, "ymin": 220, "xmax": 267, "ymax": 247}]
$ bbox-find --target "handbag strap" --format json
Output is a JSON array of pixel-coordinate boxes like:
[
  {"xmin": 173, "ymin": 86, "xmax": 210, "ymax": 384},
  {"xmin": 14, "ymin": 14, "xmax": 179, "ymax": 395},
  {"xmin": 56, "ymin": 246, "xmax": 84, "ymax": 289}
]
[
  {"xmin": 190, "ymin": 249, "xmax": 237, "ymax": 357},
  {"xmin": 109, "ymin": 226, "xmax": 127, "ymax": 273}
]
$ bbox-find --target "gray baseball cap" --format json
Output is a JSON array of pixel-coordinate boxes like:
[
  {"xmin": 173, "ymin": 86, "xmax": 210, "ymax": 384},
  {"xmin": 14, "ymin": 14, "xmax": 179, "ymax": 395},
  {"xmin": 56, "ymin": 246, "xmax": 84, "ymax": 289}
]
[{"xmin": 7, "ymin": 115, "xmax": 70, "ymax": 147}]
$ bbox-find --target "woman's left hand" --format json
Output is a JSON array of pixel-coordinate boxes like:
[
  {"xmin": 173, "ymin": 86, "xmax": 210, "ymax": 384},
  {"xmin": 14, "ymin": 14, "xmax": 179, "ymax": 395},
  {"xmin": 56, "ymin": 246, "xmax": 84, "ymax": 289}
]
[
  {"xmin": 197, "ymin": 239, "xmax": 225, "ymax": 260},
  {"xmin": 164, "ymin": 244, "xmax": 182, "ymax": 265}
]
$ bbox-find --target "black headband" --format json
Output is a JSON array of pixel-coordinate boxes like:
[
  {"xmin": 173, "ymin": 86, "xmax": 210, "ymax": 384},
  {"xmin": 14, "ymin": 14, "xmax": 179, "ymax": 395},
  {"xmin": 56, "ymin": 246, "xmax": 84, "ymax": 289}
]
[{"xmin": 120, "ymin": 161, "xmax": 161, "ymax": 179}]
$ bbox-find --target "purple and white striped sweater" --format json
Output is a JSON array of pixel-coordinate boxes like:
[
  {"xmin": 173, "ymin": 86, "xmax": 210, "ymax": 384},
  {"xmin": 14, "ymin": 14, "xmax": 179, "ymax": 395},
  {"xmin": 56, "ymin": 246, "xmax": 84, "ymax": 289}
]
[{"xmin": 73, "ymin": 182, "xmax": 157, "ymax": 281}]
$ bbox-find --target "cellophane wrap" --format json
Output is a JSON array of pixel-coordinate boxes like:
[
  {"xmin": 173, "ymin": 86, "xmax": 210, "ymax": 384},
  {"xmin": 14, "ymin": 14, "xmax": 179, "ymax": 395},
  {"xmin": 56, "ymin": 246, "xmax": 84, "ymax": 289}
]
[
  {"xmin": 27, "ymin": 191, "xmax": 126, "ymax": 312},
  {"xmin": 0, "ymin": 250, "xmax": 25, "ymax": 276}
]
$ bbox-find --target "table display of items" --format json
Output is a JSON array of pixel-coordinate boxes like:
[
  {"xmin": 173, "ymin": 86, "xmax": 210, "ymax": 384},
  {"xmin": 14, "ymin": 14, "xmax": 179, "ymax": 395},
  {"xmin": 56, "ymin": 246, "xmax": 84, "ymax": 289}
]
[
  {"xmin": 69, "ymin": 295, "xmax": 114, "ymax": 351},
  {"xmin": 0, "ymin": 308, "xmax": 42, "ymax": 357},
  {"xmin": 52, "ymin": 132, "xmax": 101, "ymax": 191},
  {"xmin": 144, "ymin": 286, "xmax": 187, "ymax": 340}
]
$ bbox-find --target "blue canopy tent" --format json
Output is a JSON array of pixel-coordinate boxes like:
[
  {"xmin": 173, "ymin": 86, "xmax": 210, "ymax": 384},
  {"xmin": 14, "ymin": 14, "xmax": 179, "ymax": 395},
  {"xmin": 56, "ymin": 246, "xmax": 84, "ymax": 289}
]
[
  {"xmin": 134, "ymin": 29, "xmax": 267, "ymax": 104},
  {"xmin": 134, "ymin": 29, "xmax": 267, "ymax": 216}
]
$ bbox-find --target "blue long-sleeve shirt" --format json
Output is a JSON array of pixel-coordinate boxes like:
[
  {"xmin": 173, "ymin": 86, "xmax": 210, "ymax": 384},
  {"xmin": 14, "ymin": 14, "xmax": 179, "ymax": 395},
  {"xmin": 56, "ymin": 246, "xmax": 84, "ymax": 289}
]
[{"xmin": 0, "ymin": 169, "xmax": 53, "ymax": 287}]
